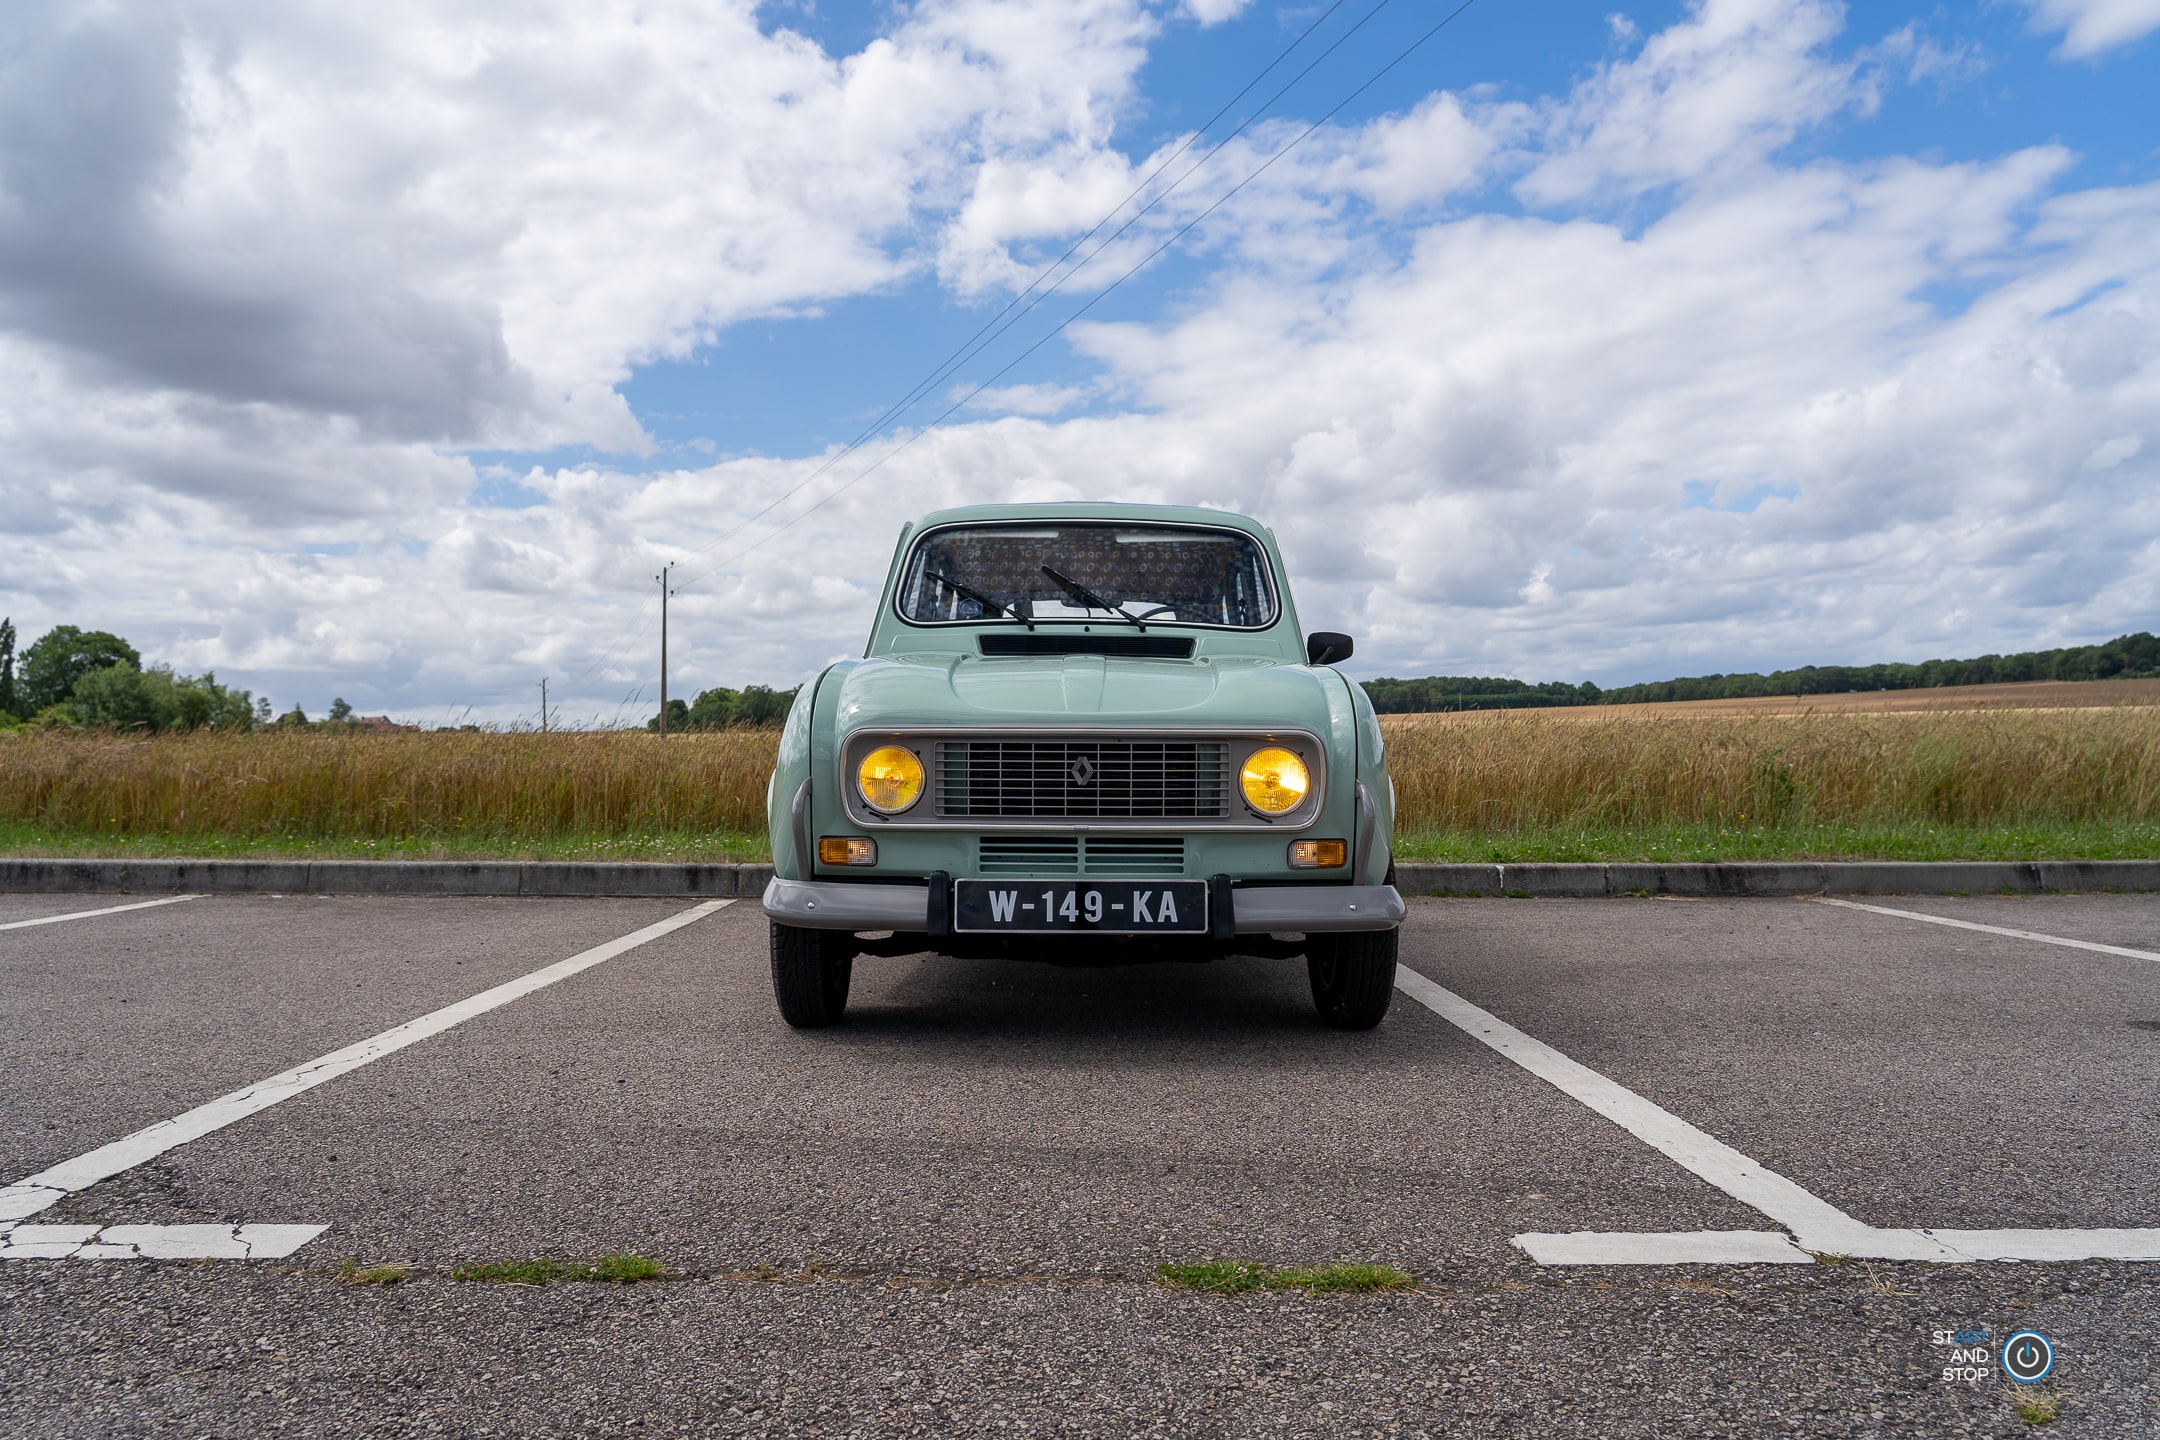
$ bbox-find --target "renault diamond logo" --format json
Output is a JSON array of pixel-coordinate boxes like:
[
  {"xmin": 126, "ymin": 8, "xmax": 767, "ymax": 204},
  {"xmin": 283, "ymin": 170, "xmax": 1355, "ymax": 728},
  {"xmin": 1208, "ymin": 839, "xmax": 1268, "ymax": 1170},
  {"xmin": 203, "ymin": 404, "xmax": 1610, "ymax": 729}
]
[{"xmin": 1068, "ymin": 756, "xmax": 1095, "ymax": 786}]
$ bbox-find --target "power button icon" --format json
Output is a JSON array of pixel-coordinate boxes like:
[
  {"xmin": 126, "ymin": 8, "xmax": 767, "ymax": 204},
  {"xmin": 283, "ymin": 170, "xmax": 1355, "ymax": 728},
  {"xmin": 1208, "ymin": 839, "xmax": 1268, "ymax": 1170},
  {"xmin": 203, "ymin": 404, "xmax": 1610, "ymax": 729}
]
[{"xmin": 2001, "ymin": 1330, "xmax": 2055, "ymax": 1384}]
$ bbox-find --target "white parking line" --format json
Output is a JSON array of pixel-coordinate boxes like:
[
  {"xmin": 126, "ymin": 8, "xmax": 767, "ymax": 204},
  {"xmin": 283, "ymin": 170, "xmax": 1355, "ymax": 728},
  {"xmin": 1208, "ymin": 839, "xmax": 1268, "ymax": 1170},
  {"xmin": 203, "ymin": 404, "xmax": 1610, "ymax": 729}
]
[
  {"xmin": 0, "ymin": 898, "xmax": 733, "ymax": 1254},
  {"xmin": 0, "ymin": 894, "xmax": 205, "ymax": 932},
  {"xmin": 1392, "ymin": 966, "xmax": 2160, "ymax": 1266},
  {"xmin": 0, "ymin": 1223, "xmax": 325, "ymax": 1261},
  {"xmin": 1815, "ymin": 896, "xmax": 2160, "ymax": 963}
]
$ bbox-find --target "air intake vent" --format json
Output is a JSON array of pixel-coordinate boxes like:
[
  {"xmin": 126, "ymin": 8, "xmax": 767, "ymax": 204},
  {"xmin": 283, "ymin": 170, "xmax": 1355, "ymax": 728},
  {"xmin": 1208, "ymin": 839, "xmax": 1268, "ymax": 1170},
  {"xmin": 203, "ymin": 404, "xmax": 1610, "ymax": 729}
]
[
  {"xmin": 978, "ymin": 836, "xmax": 1081, "ymax": 875},
  {"xmin": 976, "ymin": 836, "xmax": 1186, "ymax": 877},
  {"xmin": 978, "ymin": 634, "xmax": 1196, "ymax": 658},
  {"xmin": 1082, "ymin": 837, "xmax": 1185, "ymax": 877}
]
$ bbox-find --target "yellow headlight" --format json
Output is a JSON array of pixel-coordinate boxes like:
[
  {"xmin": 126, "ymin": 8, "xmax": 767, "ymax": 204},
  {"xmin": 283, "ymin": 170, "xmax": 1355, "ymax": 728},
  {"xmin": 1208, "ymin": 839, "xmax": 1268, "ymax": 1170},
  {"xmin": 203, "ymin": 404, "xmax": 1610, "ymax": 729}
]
[
  {"xmin": 856, "ymin": 745, "xmax": 925, "ymax": 814},
  {"xmin": 1240, "ymin": 746, "xmax": 1310, "ymax": 814}
]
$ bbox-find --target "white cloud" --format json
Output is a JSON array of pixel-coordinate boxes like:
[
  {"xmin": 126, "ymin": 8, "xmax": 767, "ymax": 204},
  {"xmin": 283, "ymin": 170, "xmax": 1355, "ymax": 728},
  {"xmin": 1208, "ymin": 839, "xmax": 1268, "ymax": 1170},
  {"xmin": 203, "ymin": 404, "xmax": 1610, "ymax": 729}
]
[
  {"xmin": 938, "ymin": 142, "xmax": 1164, "ymax": 295},
  {"xmin": 1183, "ymin": 0, "xmax": 1255, "ymax": 26},
  {"xmin": 1329, "ymin": 93, "xmax": 1496, "ymax": 213},
  {"xmin": 1520, "ymin": 0, "xmax": 1864, "ymax": 205},
  {"xmin": 961, "ymin": 380, "xmax": 1094, "ymax": 415},
  {"xmin": 2022, "ymin": 0, "xmax": 2160, "ymax": 57}
]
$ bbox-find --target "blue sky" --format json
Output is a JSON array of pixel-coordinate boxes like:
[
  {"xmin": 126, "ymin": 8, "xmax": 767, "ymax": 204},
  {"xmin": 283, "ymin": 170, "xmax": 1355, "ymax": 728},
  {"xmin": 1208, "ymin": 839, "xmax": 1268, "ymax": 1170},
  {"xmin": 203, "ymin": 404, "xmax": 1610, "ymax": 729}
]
[{"xmin": 3, "ymin": 0, "xmax": 2158, "ymax": 722}]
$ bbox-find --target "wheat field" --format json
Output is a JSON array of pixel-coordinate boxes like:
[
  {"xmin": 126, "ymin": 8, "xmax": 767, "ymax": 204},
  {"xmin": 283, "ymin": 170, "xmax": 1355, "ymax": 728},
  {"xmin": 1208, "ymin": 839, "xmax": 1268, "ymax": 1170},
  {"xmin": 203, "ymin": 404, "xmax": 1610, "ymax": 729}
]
[
  {"xmin": 2, "ymin": 703, "xmax": 2156, "ymax": 858},
  {"xmin": 0, "ymin": 728, "xmax": 778, "ymax": 851},
  {"xmin": 1381, "ymin": 705, "xmax": 2160, "ymax": 830}
]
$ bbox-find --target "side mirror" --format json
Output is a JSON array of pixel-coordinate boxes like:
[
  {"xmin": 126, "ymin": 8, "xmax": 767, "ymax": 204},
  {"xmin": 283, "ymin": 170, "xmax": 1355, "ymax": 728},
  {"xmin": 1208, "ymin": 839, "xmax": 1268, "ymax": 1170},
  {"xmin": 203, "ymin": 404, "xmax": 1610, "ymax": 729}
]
[{"xmin": 1306, "ymin": 631, "xmax": 1354, "ymax": 666}]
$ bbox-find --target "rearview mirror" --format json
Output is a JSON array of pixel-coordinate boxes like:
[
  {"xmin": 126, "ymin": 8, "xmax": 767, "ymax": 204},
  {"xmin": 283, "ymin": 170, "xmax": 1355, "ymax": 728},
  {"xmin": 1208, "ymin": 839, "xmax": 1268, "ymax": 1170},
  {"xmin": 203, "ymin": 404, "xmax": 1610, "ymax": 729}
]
[{"xmin": 1306, "ymin": 632, "xmax": 1354, "ymax": 666}]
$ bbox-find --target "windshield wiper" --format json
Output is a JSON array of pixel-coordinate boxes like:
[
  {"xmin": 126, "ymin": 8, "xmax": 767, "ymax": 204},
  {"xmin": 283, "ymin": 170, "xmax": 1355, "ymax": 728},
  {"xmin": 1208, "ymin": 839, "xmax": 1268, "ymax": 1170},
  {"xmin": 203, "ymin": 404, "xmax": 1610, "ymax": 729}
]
[
  {"xmin": 1040, "ymin": 565, "xmax": 1145, "ymax": 630},
  {"xmin": 927, "ymin": 570, "xmax": 1033, "ymax": 628}
]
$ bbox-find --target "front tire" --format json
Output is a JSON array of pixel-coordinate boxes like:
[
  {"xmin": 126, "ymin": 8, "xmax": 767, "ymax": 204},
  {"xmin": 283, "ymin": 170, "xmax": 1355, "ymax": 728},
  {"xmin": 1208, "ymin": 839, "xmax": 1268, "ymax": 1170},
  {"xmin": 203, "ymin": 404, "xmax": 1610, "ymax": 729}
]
[
  {"xmin": 1307, "ymin": 927, "xmax": 1398, "ymax": 1030},
  {"xmin": 770, "ymin": 921, "xmax": 854, "ymax": 1028}
]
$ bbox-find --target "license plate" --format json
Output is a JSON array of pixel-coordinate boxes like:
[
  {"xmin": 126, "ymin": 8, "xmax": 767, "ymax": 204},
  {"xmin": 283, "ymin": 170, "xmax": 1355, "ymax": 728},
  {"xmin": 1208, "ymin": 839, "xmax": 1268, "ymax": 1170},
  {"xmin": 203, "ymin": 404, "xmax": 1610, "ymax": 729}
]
[{"xmin": 953, "ymin": 879, "xmax": 1208, "ymax": 935}]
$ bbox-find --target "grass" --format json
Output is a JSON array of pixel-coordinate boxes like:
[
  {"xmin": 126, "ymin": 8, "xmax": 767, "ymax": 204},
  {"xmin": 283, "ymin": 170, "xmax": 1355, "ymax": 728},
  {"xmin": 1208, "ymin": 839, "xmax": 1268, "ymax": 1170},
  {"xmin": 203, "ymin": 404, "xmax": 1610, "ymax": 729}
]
[
  {"xmin": 1390, "ymin": 819, "xmax": 2160, "ymax": 863},
  {"xmin": 0, "ymin": 821, "xmax": 767, "ymax": 863},
  {"xmin": 337, "ymin": 1260, "xmax": 406, "ymax": 1286},
  {"xmin": 2, "ymin": 704, "xmax": 2156, "ymax": 863},
  {"xmin": 1155, "ymin": 1261, "xmax": 1417, "ymax": 1295},
  {"xmin": 2006, "ymin": 1385, "xmax": 2062, "ymax": 1426},
  {"xmin": 451, "ymin": 1254, "xmax": 666, "ymax": 1285}
]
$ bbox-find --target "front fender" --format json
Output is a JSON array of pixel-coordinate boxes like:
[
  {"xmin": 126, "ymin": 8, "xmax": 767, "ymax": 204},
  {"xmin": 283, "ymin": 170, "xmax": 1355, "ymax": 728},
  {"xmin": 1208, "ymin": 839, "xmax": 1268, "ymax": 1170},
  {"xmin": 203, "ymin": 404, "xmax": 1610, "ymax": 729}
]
[
  {"xmin": 766, "ymin": 666, "xmax": 831, "ymax": 880},
  {"xmin": 1337, "ymin": 673, "xmax": 1394, "ymax": 884}
]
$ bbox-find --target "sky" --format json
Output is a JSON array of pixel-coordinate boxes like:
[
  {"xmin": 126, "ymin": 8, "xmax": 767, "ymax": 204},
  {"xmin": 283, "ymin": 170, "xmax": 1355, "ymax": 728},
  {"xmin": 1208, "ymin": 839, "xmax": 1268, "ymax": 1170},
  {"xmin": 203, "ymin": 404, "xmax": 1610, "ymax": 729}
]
[{"xmin": 2, "ymin": 0, "xmax": 2156, "ymax": 727}]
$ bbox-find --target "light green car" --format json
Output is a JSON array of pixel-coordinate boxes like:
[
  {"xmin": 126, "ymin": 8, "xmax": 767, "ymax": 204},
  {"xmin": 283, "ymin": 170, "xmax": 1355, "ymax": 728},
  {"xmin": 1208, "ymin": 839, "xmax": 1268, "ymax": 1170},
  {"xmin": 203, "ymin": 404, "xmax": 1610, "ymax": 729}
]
[{"xmin": 762, "ymin": 502, "xmax": 1404, "ymax": 1028}]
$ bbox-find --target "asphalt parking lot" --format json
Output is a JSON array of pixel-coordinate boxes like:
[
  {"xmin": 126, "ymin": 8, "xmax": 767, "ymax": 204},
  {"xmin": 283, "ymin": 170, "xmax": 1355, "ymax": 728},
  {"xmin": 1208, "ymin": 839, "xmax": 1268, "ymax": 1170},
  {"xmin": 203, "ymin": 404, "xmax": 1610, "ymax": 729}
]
[{"xmin": 2, "ymin": 890, "xmax": 2156, "ymax": 1437}]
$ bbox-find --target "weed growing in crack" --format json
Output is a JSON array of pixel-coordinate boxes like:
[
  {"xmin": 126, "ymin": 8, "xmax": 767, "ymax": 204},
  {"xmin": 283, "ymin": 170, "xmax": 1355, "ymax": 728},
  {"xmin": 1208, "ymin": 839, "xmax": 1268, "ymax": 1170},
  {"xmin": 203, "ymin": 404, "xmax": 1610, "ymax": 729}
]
[
  {"xmin": 337, "ymin": 1259, "xmax": 406, "ymax": 1286},
  {"xmin": 590, "ymin": 1254, "xmax": 666, "ymax": 1283},
  {"xmin": 2006, "ymin": 1384, "xmax": 2062, "ymax": 1426},
  {"xmin": 451, "ymin": 1254, "xmax": 666, "ymax": 1286},
  {"xmin": 1155, "ymin": 1261, "xmax": 1416, "ymax": 1295},
  {"xmin": 1857, "ymin": 1262, "xmax": 1913, "ymax": 1296}
]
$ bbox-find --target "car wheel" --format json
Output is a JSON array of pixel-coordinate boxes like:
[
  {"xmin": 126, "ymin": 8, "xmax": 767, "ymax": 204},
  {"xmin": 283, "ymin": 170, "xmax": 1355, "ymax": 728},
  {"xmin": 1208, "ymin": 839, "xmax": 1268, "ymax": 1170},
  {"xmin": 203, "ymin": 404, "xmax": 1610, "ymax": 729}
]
[
  {"xmin": 1307, "ymin": 927, "xmax": 1397, "ymax": 1030},
  {"xmin": 770, "ymin": 920, "xmax": 854, "ymax": 1028}
]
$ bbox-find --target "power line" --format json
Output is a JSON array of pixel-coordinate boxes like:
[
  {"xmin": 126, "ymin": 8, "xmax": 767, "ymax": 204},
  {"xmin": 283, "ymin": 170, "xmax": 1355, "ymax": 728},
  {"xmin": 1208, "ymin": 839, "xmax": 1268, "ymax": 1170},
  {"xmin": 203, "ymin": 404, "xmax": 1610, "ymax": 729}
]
[
  {"xmin": 848, "ymin": 0, "xmax": 1408, "ymax": 434},
  {"xmin": 803, "ymin": 0, "xmax": 1395, "ymax": 468},
  {"xmin": 669, "ymin": 0, "xmax": 1388, "ymax": 588},
  {"xmin": 684, "ymin": 0, "xmax": 1486, "ymax": 580}
]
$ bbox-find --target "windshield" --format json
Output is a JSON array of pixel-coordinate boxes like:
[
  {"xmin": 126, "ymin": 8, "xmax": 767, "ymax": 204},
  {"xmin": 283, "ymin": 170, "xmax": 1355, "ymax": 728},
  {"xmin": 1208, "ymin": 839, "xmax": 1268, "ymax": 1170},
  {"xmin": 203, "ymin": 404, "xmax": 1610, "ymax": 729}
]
[{"xmin": 896, "ymin": 522, "xmax": 1277, "ymax": 629}]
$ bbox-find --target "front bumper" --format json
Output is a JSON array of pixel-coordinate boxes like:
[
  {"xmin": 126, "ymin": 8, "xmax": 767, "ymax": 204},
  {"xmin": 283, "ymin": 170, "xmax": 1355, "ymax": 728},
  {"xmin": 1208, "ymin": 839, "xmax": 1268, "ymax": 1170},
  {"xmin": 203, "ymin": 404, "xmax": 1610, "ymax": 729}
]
[{"xmin": 763, "ymin": 878, "xmax": 1405, "ymax": 934}]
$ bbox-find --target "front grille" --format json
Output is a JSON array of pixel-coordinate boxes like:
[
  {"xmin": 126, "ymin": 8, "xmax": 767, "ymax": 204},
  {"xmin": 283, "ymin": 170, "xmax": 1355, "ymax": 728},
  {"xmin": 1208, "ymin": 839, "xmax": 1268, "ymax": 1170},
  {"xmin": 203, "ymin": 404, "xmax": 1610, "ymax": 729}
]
[
  {"xmin": 937, "ymin": 739, "xmax": 1230, "ymax": 821},
  {"xmin": 979, "ymin": 836, "xmax": 1186, "ymax": 877}
]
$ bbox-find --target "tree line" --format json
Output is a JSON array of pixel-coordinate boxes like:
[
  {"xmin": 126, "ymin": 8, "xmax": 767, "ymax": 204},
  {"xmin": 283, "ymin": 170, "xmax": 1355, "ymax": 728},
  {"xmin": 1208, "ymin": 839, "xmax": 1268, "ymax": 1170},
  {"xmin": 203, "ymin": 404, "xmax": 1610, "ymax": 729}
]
[
  {"xmin": 0, "ymin": 622, "xmax": 260, "ymax": 731},
  {"xmin": 646, "ymin": 684, "xmax": 799, "ymax": 732},
  {"xmin": 1362, "ymin": 632, "xmax": 2160, "ymax": 713},
  {"xmin": 0, "ymin": 621, "xmax": 380, "ymax": 733}
]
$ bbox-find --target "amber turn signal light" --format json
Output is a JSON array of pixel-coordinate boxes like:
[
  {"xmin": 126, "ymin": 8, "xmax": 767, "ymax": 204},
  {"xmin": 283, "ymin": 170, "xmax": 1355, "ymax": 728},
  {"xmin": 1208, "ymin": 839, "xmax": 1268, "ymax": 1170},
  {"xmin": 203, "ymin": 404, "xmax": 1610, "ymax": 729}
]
[
  {"xmin": 1287, "ymin": 839, "xmax": 1347, "ymax": 869},
  {"xmin": 819, "ymin": 836, "xmax": 878, "ymax": 866}
]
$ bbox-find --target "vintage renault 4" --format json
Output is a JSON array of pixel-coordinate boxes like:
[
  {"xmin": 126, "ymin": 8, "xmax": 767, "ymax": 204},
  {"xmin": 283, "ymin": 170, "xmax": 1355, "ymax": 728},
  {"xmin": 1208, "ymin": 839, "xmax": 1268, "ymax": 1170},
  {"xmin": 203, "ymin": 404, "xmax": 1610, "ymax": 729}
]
[{"xmin": 762, "ymin": 502, "xmax": 1404, "ymax": 1029}]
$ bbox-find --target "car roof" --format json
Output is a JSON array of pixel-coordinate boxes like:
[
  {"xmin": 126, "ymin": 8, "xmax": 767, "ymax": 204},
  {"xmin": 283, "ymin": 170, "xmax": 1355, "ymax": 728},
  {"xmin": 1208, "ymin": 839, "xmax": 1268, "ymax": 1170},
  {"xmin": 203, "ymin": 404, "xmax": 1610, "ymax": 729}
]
[{"xmin": 908, "ymin": 501, "xmax": 1273, "ymax": 538}]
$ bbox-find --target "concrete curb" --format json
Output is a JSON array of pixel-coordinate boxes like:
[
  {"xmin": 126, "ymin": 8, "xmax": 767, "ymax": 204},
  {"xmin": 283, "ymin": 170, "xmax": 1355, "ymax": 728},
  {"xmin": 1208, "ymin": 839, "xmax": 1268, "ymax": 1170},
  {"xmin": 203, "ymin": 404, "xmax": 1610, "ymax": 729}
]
[
  {"xmin": 1, "ymin": 857, "xmax": 2155, "ymax": 898},
  {"xmin": 0, "ymin": 858, "xmax": 775, "ymax": 899}
]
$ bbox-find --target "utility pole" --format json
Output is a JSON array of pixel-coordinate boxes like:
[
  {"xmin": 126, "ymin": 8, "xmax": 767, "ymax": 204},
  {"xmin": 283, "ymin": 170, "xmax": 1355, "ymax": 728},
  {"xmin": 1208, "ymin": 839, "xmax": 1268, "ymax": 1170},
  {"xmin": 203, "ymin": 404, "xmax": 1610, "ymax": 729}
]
[
  {"xmin": 657, "ymin": 563, "xmax": 674, "ymax": 737},
  {"xmin": 540, "ymin": 677, "xmax": 548, "ymax": 734}
]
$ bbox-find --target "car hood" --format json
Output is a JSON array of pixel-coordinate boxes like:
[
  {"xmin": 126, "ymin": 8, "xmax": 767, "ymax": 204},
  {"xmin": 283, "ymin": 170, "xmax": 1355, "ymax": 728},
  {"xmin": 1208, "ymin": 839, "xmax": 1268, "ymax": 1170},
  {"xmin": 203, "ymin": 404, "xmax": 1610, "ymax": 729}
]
[{"xmin": 830, "ymin": 652, "xmax": 1338, "ymax": 733}]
